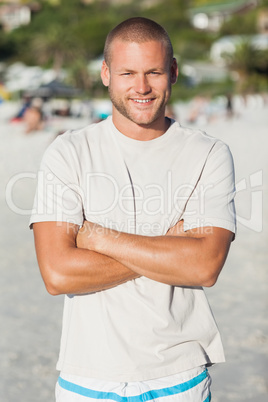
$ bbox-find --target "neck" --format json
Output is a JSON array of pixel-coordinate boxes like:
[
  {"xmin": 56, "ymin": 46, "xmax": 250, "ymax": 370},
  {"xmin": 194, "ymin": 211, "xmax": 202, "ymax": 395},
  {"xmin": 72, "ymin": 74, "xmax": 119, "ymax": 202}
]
[{"xmin": 112, "ymin": 111, "xmax": 171, "ymax": 141}]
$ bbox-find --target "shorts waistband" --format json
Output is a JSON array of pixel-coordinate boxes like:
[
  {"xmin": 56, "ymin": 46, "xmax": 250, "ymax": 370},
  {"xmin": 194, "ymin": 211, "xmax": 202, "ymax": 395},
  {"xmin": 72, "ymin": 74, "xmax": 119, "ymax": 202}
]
[{"xmin": 58, "ymin": 368, "xmax": 209, "ymax": 401}]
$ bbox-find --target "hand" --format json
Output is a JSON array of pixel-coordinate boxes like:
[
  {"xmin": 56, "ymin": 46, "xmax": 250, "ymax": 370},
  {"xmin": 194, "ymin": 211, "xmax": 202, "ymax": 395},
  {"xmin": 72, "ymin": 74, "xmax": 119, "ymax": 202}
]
[
  {"xmin": 166, "ymin": 219, "xmax": 186, "ymax": 237},
  {"xmin": 76, "ymin": 221, "xmax": 121, "ymax": 253},
  {"xmin": 76, "ymin": 221, "xmax": 104, "ymax": 251},
  {"xmin": 167, "ymin": 220, "xmax": 213, "ymax": 239}
]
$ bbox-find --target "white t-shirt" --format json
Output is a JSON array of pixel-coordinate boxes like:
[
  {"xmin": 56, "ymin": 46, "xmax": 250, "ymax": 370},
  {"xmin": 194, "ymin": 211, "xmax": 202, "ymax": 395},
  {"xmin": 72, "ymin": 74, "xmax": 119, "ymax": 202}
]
[{"xmin": 30, "ymin": 116, "xmax": 236, "ymax": 382}]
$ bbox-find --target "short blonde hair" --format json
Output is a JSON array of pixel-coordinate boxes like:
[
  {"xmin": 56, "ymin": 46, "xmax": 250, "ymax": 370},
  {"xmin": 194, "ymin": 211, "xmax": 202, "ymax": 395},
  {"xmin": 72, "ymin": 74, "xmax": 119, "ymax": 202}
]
[{"xmin": 104, "ymin": 17, "xmax": 174, "ymax": 67}]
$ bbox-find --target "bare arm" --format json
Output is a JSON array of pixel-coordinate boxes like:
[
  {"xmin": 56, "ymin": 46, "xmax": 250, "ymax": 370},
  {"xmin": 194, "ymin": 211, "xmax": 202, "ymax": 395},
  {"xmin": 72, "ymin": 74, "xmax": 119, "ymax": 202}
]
[
  {"xmin": 33, "ymin": 221, "xmax": 140, "ymax": 296},
  {"xmin": 77, "ymin": 220, "xmax": 234, "ymax": 288}
]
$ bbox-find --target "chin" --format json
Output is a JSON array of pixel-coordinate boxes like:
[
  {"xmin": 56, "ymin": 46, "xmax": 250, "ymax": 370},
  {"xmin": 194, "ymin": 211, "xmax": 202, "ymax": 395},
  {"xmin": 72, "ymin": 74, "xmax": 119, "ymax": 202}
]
[{"xmin": 129, "ymin": 111, "xmax": 163, "ymax": 126}]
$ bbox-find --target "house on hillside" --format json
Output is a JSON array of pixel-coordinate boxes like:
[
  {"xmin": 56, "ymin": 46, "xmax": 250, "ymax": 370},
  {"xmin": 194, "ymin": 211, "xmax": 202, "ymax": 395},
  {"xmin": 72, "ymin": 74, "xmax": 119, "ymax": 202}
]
[
  {"xmin": 0, "ymin": 3, "xmax": 30, "ymax": 31},
  {"xmin": 210, "ymin": 33, "xmax": 268, "ymax": 64},
  {"xmin": 0, "ymin": 2, "xmax": 41, "ymax": 32},
  {"xmin": 257, "ymin": 8, "xmax": 268, "ymax": 34},
  {"xmin": 188, "ymin": 0, "xmax": 260, "ymax": 32}
]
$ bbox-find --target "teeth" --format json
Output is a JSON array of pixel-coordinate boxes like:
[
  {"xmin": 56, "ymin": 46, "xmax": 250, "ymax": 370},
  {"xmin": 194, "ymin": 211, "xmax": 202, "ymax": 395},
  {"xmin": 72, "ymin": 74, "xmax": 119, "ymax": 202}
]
[{"xmin": 134, "ymin": 99, "xmax": 151, "ymax": 103}]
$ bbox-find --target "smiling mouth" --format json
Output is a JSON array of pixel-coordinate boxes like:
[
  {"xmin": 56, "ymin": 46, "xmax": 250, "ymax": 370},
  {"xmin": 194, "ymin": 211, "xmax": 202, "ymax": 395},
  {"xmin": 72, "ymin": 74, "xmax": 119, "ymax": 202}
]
[{"xmin": 132, "ymin": 99, "xmax": 154, "ymax": 104}]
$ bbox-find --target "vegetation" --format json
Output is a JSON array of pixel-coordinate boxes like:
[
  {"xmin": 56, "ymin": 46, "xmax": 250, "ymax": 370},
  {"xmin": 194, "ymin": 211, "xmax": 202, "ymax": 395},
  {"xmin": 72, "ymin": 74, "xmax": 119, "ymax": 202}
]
[
  {"xmin": 0, "ymin": 0, "xmax": 267, "ymax": 98},
  {"xmin": 222, "ymin": 40, "xmax": 268, "ymax": 93}
]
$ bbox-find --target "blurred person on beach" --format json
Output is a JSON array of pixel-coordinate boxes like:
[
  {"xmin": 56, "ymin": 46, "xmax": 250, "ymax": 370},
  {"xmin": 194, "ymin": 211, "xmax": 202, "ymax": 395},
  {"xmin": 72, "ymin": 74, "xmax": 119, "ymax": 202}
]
[
  {"xmin": 23, "ymin": 98, "xmax": 44, "ymax": 133},
  {"xmin": 11, "ymin": 95, "xmax": 32, "ymax": 122},
  {"xmin": 11, "ymin": 96, "xmax": 44, "ymax": 133},
  {"xmin": 30, "ymin": 17, "xmax": 236, "ymax": 402},
  {"xmin": 226, "ymin": 94, "xmax": 234, "ymax": 119},
  {"xmin": 187, "ymin": 96, "xmax": 211, "ymax": 125}
]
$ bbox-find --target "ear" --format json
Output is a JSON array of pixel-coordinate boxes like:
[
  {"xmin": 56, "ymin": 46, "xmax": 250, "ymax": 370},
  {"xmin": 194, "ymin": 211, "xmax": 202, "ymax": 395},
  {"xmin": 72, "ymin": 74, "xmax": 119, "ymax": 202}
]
[
  {"xmin": 101, "ymin": 61, "xmax": 110, "ymax": 87},
  {"xmin": 170, "ymin": 58, "xmax": 179, "ymax": 85}
]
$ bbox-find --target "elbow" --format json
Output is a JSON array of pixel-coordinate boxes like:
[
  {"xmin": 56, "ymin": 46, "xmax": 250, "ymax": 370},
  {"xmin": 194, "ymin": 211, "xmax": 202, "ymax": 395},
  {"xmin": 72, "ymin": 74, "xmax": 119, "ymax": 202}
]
[
  {"xmin": 194, "ymin": 232, "xmax": 232, "ymax": 288},
  {"xmin": 40, "ymin": 263, "xmax": 65, "ymax": 296},
  {"xmin": 201, "ymin": 273, "xmax": 218, "ymax": 288},
  {"xmin": 44, "ymin": 277, "xmax": 64, "ymax": 296},
  {"xmin": 200, "ymin": 259, "xmax": 224, "ymax": 288},
  {"xmin": 45, "ymin": 280, "xmax": 62, "ymax": 296}
]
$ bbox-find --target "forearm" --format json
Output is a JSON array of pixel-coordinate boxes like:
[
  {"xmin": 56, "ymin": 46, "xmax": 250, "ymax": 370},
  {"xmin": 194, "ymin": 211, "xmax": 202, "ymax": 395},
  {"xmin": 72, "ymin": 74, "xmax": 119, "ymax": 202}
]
[
  {"xmin": 33, "ymin": 222, "xmax": 139, "ymax": 296},
  {"xmin": 82, "ymin": 222, "xmax": 232, "ymax": 288},
  {"xmin": 48, "ymin": 247, "xmax": 139, "ymax": 295},
  {"xmin": 93, "ymin": 230, "xmax": 208, "ymax": 287}
]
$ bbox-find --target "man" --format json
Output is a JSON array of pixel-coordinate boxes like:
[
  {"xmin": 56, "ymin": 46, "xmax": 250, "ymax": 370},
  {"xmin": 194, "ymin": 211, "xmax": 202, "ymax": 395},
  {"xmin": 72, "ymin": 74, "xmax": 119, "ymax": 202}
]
[{"xmin": 30, "ymin": 17, "xmax": 236, "ymax": 402}]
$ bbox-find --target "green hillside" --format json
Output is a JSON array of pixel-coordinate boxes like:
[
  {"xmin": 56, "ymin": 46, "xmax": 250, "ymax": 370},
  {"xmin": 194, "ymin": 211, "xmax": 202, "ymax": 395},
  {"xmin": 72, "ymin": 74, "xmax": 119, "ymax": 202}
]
[{"xmin": 0, "ymin": 0, "xmax": 267, "ymax": 97}]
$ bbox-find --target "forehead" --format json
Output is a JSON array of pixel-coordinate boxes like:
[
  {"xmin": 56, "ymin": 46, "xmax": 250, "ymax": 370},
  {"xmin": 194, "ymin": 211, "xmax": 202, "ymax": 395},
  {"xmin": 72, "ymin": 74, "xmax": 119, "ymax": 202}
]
[{"xmin": 108, "ymin": 39, "xmax": 169, "ymax": 69}]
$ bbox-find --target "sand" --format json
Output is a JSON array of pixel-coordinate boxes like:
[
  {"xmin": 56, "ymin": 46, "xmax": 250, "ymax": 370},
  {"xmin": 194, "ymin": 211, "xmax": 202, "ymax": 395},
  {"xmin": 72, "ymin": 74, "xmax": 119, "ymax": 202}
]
[{"xmin": 0, "ymin": 99, "xmax": 267, "ymax": 401}]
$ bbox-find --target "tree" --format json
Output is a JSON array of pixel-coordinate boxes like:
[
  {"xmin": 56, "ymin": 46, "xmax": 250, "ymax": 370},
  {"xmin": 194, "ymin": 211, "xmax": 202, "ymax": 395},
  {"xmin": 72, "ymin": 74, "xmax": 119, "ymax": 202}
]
[
  {"xmin": 31, "ymin": 24, "xmax": 84, "ymax": 75},
  {"xmin": 223, "ymin": 39, "xmax": 267, "ymax": 92},
  {"xmin": 68, "ymin": 57, "xmax": 92, "ymax": 93}
]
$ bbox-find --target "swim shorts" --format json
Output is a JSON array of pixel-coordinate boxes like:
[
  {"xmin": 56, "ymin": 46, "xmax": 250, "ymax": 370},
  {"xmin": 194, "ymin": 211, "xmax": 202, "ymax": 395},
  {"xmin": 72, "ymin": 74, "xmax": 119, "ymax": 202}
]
[{"xmin": 55, "ymin": 366, "xmax": 211, "ymax": 402}]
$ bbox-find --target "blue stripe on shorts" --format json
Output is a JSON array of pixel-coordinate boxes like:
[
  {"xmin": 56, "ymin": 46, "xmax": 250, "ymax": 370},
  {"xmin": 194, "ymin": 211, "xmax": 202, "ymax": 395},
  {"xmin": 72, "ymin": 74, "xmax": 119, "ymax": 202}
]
[
  {"xmin": 58, "ymin": 369, "xmax": 209, "ymax": 401},
  {"xmin": 203, "ymin": 394, "xmax": 211, "ymax": 402}
]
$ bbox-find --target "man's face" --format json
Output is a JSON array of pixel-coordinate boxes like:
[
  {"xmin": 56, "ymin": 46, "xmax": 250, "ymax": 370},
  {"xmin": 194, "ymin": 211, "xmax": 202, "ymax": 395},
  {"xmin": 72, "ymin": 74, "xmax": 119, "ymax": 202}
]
[{"xmin": 101, "ymin": 39, "xmax": 178, "ymax": 132}]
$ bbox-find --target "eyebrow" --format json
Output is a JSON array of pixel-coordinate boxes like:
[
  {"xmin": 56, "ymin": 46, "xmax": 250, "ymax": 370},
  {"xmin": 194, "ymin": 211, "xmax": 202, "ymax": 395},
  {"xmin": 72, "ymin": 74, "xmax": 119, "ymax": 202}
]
[{"xmin": 115, "ymin": 67, "xmax": 166, "ymax": 74}]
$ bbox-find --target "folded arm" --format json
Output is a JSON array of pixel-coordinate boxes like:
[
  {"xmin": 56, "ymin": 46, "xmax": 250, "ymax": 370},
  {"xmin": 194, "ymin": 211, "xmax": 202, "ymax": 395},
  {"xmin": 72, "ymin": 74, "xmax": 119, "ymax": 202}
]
[
  {"xmin": 33, "ymin": 219, "xmax": 233, "ymax": 296},
  {"xmin": 77, "ymin": 220, "xmax": 234, "ymax": 288},
  {"xmin": 33, "ymin": 221, "xmax": 140, "ymax": 296}
]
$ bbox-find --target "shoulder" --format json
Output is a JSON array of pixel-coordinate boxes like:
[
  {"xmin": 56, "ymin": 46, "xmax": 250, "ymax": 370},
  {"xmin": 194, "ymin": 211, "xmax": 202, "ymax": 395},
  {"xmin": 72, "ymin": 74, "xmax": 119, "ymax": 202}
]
[
  {"xmin": 171, "ymin": 122, "xmax": 225, "ymax": 162},
  {"xmin": 174, "ymin": 121, "xmax": 231, "ymax": 154},
  {"xmin": 43, "ymin": 118, "xmax": 111, "ymax": 160},
  {"xmin": 55, "ymin": 118, "xmax": 108, "ymax": 147},
  {"xmin": 175, "ymin": 122, "xmax": 216, "ymax": 145}
]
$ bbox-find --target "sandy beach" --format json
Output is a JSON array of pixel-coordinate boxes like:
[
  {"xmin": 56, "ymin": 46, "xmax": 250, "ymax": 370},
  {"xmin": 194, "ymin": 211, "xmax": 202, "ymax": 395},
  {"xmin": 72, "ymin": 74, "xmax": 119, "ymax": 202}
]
[{"xmin": 0, "ymin": 98, "xmax": 267, "ymax": 401}]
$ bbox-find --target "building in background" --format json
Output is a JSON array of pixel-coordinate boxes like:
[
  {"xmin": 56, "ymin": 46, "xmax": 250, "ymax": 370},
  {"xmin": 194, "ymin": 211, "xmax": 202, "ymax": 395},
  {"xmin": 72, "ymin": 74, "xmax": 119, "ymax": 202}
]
[
  {"xmin": 0, "ymin": 1, "xmax": 43, "ymax": 32},
  {"xmin": 188, "ymin": 0, "xmax": 260, "ymax": 32},
  {"xmin": 0, "ymin": 3, "xmax": 30, "ymax": 31},
  {"xmin": 257, "ymin": 7, "xmax": 268, "ymax": 33}
]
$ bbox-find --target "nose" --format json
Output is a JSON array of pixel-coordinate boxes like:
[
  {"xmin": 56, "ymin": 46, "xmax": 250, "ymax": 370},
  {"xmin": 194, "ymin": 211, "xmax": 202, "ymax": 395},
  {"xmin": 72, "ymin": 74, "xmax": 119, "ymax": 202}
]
[{"xmin": 134, "ymin": 74, "xmax": 151, "ymax": 94}]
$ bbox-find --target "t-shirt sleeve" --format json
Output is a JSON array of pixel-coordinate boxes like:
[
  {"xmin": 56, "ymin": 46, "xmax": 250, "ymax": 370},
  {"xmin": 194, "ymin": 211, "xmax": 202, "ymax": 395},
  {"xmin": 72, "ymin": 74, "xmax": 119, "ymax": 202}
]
[
  {"xmin": 182, "ymin": 140, "xmax": 236, "ymax": 235},
  {"xmin": 29, "ymin": 134, "xmax": 84, "ymax": 228}
]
